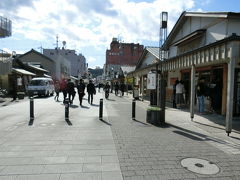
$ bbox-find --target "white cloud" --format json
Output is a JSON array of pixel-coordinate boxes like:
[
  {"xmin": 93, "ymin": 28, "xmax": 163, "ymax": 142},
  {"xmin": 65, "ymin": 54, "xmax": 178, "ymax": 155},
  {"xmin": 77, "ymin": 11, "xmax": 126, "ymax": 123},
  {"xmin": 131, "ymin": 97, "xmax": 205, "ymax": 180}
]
[
  {"xmin": 87, "ymin": 57, "xmax": 97, "ymax": 63},
  {"xmin": 0, "ymin": 0, "xmax": 206, "ymax": 67},
  {"xmin": 2, "ymin": 0, "xmax": 197, "ymax": 48}
]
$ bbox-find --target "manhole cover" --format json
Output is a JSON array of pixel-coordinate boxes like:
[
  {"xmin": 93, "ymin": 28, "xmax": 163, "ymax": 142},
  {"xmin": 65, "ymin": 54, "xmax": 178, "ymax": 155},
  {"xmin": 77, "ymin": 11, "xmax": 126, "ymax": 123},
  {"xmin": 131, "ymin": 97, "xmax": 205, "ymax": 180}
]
[{"xmin": 181, "ymin": 158, "xmax": 220, "ymax": 175}]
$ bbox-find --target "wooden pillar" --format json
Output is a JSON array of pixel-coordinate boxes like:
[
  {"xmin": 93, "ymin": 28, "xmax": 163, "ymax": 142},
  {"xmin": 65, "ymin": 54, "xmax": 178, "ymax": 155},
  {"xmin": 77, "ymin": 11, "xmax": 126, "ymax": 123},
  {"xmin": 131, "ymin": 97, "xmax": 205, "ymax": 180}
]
[
  {"xmin": 226, "ymin": 57, "xmax": 236, "ymax": 135},
  {"xmin": 190, "ymin": 65, "xmax": 196, "ymax": 120},
  {"xmin": 221, "ymin": 63, "xmax": 228, "ymax": 115}
]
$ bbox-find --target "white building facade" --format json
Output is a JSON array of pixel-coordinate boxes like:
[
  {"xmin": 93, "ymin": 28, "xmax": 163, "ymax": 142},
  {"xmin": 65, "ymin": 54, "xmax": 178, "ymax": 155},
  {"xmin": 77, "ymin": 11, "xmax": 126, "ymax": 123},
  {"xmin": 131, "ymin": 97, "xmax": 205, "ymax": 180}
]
[
  {"xmin": 43, "ymin": 48, "xmax": 87, "ymax": 79},
  {"xmin": 43, "ymin": 49, "xmax": 71, "ymax": 80}
]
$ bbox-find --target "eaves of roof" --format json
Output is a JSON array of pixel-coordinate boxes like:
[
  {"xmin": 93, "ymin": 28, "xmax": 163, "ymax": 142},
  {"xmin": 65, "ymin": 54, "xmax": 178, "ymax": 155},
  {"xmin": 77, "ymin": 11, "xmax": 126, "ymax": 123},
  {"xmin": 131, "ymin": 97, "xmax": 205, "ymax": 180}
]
[
  {"xmin": 129, "ymin": 62, "xmax": 158, "ymax": 75},
  {"xmin": 163, "ymin": 11, "xmax": 240, "ymax": 50},
  {"xmin": 136, "ymin": 47, "xmax": 159, "ymax": 69},
  {"xmin": 17, "ymin": 49, "xmax": 54, "ymax": 62},
  {"xmin": 166, "ymin": 34, "xmax": 240, "ymax": 61}
]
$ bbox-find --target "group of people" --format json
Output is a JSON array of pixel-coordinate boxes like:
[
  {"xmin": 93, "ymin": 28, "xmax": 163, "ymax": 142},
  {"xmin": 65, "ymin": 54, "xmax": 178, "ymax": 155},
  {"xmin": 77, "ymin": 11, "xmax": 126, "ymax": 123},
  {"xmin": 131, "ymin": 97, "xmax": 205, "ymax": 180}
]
[
  {"xmin": 54, "ymin": 79, "xmax": 96, "ymax": 106},
  {"xmin": 173, "ymin": 77, "xmax": 222, "ymax": 114},
  {"xmin": 113, "ymin": 82, "xmax": 125, "ymax": 96}
]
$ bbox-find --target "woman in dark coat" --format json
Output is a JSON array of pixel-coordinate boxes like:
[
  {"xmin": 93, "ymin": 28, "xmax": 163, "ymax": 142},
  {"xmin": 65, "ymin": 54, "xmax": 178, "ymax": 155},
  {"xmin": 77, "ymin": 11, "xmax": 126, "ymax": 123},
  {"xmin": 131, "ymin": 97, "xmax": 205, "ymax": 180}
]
[
  {"xmin": 77, "ymin": 79, "xmax": 85, "ymax": 106},
  {"xmin": 87, "ymin": 80, "xmax": 96, "ymax": 105}
]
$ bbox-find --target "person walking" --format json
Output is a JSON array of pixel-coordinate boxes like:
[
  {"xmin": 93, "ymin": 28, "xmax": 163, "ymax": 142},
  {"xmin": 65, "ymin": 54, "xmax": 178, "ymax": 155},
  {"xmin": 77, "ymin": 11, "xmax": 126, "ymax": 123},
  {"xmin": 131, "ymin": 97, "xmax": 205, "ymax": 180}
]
[
  {"xmin": 67, "ymin": 79, "xmax": 76, "ymax": 104},
  {"xmin": 60, "ymin": 79, "xmax": 67, "ymax": 102},
  {"xmin": 104, "ymin": 82, "xmax": 110, "ymax": 99},
  {"xmin": 77, "ymin": 79, "xmax": 85, "ymax": 106},
  {"xmin": 114, "ymin": 82, "xmax": 119, "ymax": 96},
  {"xmin": 176, "ymin": 80, "xmax": 185, "ymax": 109},
  {"xmin": 54, "ymin": 80, "xmax": 60, "ymax": 101},
  {"xmin": 120, "ymin": 82, "xmax": 125, "ymax": 96},
  {"xmin": 87, "ymin": 80, "xmax": 96, "ymax": 105},
  {"xmin": 172, "ymin": 79, "xmax": 178, "ymax": 108},
  {"xmin": 11, "ymin": 76, "xmax": 17, "ymax": 101},
  {"xmin": 196, "ymin": 78, "xmax": 206, "ymax": 114}
]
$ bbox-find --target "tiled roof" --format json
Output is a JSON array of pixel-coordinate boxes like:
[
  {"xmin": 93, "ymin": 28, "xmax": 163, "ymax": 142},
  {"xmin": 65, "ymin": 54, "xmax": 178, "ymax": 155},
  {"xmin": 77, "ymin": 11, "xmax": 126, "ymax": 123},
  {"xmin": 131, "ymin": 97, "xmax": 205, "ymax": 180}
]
[{"xmin": 146, "ymin": 47, "xmax": 160, "ymax": 59}]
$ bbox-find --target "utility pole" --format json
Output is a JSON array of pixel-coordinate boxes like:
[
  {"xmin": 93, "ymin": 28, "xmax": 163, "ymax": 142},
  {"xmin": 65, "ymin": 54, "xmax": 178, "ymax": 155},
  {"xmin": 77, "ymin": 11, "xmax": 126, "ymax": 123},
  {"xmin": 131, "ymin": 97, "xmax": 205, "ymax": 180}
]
[{"xmin": 158, "ymin": 12, "xmax": 168, "ymax": 119}]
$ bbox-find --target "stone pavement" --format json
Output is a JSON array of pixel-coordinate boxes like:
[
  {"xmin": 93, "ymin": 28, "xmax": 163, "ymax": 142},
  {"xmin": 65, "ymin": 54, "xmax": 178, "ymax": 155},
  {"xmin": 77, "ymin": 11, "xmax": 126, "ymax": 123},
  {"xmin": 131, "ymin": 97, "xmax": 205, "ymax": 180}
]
[
  {"xmin": 0, "ymin": 92, "xmax": 122, "ymax": 180},
  {"xmin": 1, "ymin": 90, "xmax": 240, "ymax": 180},
  {"xmin": 105, "ymin": 91, "xmax": 240, "ymax": 180}
]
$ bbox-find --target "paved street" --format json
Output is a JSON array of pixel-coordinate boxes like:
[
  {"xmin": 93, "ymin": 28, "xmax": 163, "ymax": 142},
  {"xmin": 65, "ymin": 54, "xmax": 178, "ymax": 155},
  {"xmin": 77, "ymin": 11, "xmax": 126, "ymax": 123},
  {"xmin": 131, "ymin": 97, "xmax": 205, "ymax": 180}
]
[
  {"xmin": 0, "ymin": 91, "xmax": 240, "ymax": 179},
  {"xmin": 0, "ymin": 92, "xmax": 121, "ymax": 180}
]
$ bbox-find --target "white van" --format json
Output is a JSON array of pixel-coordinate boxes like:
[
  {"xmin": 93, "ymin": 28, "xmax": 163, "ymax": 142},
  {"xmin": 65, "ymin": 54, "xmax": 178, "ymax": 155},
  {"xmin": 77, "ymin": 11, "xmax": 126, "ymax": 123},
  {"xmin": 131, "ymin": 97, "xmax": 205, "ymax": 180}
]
[{"xmin": 27, "ymin": 77, "xmax": 55, "ymax": 97}]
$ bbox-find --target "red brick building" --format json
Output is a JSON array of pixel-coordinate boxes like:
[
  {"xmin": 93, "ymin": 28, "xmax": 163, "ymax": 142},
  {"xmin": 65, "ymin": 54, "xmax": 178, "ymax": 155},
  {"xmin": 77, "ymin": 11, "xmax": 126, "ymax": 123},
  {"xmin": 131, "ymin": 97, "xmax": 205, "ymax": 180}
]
[{"xmin": 106, "ymin": 38, "xmax": 144, "ymax": 66}]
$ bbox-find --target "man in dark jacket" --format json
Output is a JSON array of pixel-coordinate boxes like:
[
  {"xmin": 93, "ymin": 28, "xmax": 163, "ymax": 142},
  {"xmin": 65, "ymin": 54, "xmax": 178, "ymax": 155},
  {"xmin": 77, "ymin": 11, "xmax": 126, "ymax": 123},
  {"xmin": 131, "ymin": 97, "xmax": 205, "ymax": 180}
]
[
  {"xmin": 120, "ymin": 82, "xmax": 125, "ymax": 96},
  {"xmin": 196, "ymin": 78, "xmax": 206, "ymax": 114},
  {"xmin": 67, "ymin": 79, "xmax": 76, "ymax": 104},
  {"xmin": 77, "ymin": 79, "xmax": 85, "ymax": 106},
  {"xmin": 87, "ymin": 80, "xmax": 96, "ymax": 105}
]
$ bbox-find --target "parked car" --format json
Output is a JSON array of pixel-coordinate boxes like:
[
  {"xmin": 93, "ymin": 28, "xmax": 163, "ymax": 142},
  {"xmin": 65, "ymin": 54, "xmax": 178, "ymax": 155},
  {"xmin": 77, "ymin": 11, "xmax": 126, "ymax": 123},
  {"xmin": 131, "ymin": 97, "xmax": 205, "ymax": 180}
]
[{"xmin": 27, "ymin": 77, "xmax": 55, "ymax": 97}]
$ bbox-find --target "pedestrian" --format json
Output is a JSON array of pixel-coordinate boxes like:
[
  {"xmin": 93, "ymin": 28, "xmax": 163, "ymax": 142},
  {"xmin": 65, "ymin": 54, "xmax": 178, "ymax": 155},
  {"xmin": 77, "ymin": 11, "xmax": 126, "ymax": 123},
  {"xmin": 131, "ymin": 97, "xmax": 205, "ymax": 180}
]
[
  {"xmin": 114, "ymin": 82, "xmax": 119, "ymax": 96},
  {"xmin": 104, "ymin": 82, "xmax": 110, "ymax": 99},
  {"xmin": 12, "ymin": 76, "xmax": 17, "ymax": 101},
  {"xmin": 60, "ymin": 79, "xmax": 67, "ymax": 102},
  {"xmin": 176, "ymin": 80, "xmax": 185, "ymax": 109},
  {"xmin": 87, "ymin": 80, "xmax": 96, "ymax": 105},
  {"xmin": 67, "ymin": 79, "xmax": 76, "ymax": 104},
  {"xmin": 196, "ymin": 78, "xmax": 206, "ymax": 114},
  {"xmin": 77, "ymin": 79, "xmax": 85, "ymax": 106},
  {"xmin": 172, "ymin": 79, "xmax": 178, "ymax": 108},
  {"xmin": 54, "ymin": 80, "xmax": 60, "ymax": 101},
  {"xmin": 120, "ymin": 82, "xmax": 125, "ymax": 96},
  {"xmin": 98, "ymin": 83, "xmax": 101, "ymax": 92}
]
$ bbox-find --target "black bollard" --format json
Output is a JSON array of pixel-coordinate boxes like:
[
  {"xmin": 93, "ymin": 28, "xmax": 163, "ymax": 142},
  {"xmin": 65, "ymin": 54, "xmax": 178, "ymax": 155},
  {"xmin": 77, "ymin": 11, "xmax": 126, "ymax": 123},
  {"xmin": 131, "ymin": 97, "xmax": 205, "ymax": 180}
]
[
  {"xmin": 132, "ymin": 99, "xmax": 136, "ymax": 120},
  {"xmin": 99, "ymin": 98, "xmax": 103, "ymax": 120},
  {"xmin": 30, "ymin": 97, "xmax": 34, "ymax": 120},
  {"xmin": 64, "ymin": 98, "xmax": 69, "ymax": 120}
]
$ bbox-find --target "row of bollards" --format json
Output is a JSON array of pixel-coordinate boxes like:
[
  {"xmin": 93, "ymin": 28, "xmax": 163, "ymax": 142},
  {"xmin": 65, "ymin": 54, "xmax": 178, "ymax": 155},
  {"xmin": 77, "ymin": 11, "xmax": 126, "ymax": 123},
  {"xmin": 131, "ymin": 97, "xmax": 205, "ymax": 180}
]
[
  {"xmin": 29, "ymin": 97, "xmax": 104, "ymax": 125},
  {"xmin": 29, "ymin": 97, "xmax": 135, "ymax": 126}
]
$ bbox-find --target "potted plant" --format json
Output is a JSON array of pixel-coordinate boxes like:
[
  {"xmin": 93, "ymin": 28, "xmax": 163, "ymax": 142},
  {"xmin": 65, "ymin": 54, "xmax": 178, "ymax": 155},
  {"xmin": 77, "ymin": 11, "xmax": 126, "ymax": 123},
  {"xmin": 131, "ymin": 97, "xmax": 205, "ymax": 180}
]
[{"xmin": 146, "ymin": 106, "xmax": 165, "ymax": 126}]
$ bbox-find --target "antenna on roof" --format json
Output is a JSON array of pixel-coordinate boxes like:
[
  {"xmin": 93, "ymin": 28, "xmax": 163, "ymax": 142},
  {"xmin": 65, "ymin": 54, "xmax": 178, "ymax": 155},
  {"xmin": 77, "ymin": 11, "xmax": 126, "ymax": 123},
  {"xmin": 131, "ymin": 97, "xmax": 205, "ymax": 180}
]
[
  {"xmin": 56, "ymin": 34, "xmax": 59, "ymax": 49},
  {"xmin": 37, "ymin": 45, "xmax": 43, "ymax": 53},
  {"xmin": 62, "ymin": 41, "xmax": 66, "ymax": 49}
]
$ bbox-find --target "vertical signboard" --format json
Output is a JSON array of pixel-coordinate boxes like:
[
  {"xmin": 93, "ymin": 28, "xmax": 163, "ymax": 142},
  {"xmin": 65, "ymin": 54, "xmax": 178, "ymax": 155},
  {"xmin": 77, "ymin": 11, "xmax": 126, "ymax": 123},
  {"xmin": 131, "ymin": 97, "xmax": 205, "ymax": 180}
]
[{"xmin": 147, "ymin": 72, "xmax": 156, "ymax": 89}]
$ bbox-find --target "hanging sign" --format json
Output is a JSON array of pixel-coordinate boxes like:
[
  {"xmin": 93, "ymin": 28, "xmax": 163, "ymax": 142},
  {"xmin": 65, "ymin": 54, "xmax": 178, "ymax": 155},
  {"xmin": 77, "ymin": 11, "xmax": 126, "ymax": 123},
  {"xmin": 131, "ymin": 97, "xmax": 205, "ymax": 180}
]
[{"xmin": 147, "ymin": 72, "xmax": 156, "ymax": 89}]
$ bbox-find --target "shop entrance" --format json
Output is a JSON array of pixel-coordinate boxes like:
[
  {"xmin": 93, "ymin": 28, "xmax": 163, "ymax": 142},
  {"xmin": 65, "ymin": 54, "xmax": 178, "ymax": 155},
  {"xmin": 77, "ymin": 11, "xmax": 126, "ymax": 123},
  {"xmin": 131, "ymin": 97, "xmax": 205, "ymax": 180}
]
[{"xmin": 234, "ymin": 69, "xmax": 240, "ymax": 116}]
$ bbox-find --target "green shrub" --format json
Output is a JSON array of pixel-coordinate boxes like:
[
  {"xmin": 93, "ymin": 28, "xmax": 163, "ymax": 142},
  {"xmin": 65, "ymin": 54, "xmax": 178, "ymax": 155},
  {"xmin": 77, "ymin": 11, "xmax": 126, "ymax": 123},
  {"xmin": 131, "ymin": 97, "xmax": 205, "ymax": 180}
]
[{"xmin": 147, "ymin": 106, "xmax": 161, "ymax": 111}]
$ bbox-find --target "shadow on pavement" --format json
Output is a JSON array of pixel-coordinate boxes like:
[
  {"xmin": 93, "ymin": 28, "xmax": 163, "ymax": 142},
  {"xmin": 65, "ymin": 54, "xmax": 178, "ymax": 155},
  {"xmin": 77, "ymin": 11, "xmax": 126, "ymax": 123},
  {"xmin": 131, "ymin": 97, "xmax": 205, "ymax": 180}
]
[
  {"xmin": 132, "ymin": 119, "xmax": 150, "ymax": 126},
  {"xmin": 173, "ymin": 130, "xmax": 204, "ymax": 141},
  {"xmin": 80, "ymin": 105, "xmax": 90, "ymax": 109},
  {"xmin": 169, "ymin": 123, "xmax": 238, "ymax": 147},
  {"xmin": 70, "ymin": 104, "xmax": 78, "ymax": 108},
  {"xmin": 91, "ymin": 104, "xmax": 99, "ymax": 107},
  {"xmin": 106, "ymin": 99, "xmax": 116, "ymax": 101},
  {"xmin": 99, "ymin": 119, "xmax": 112, "ymax": 126},
  {"xmin": 66, "ymin": 119, "xmax": 72, "ymax": 126},
  {"xmin": 28, "ymin": 119, "xmax": 34, "ymax": 126}
]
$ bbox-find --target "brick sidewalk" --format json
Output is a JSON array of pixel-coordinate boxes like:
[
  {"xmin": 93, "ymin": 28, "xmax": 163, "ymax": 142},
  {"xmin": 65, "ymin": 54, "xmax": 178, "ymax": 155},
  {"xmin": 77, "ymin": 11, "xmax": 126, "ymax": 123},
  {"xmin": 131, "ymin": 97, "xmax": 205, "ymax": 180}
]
[{"xmin": 105, "ymin": 93, "xmax": 240, "ymax": 180}]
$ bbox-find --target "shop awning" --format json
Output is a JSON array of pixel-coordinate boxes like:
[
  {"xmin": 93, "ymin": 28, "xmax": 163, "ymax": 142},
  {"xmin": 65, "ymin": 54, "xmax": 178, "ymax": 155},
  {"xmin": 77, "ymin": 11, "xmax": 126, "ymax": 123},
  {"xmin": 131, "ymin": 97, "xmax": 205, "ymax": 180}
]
[
  {"xmin": 12, "ymin": 68, "xmax": 36, "ymax": 76},
  {"xmin": 44, "ymin": 74, "xmax": 51, "ymax": 78},
  {"xmin": 27, "ymin": 64, "xmax": 49, "ymax": 73}
]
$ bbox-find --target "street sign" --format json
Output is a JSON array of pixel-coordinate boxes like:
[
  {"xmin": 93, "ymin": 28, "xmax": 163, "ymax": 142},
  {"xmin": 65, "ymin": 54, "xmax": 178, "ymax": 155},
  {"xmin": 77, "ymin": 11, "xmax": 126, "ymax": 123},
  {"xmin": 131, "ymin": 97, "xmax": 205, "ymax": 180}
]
[{"xmin": 147, "ymin": 72, "xmax": 156, "ymax": 89}]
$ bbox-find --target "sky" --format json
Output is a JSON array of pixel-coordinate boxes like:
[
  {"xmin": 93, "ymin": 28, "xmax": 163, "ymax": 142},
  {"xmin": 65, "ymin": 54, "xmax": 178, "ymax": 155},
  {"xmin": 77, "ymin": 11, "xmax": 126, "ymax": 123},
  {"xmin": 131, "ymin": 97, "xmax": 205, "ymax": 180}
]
[{"xmin": 0, "ymin": 0, "xmax": 239, "ymax": 69}]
